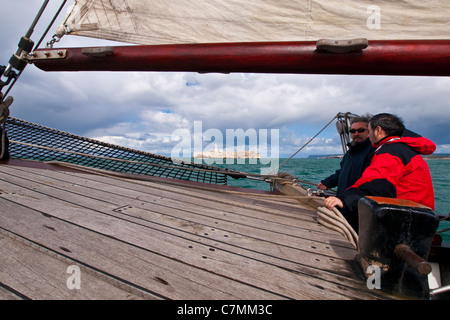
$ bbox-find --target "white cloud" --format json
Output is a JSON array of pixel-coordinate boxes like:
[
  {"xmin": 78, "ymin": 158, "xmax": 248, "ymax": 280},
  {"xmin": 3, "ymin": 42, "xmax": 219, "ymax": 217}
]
[{"xmin": 2, "ymin": 1, "xmax": 450, "ymax": 158}]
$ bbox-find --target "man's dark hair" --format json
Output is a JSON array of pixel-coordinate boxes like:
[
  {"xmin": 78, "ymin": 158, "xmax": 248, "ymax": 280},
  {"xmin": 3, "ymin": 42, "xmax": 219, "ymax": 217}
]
[
  {"xmin": 350, "ymin": 113, "xmax": 372, "ymax": 125},
  {"xmin": 369, "ymin": 113, "xmax": 405, "ymax": 137}
]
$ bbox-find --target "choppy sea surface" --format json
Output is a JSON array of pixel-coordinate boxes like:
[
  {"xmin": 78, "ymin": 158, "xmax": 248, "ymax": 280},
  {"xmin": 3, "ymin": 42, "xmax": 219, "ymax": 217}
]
[{"xmin": 208, "ymin": 157, "xmax": 450, "ymax": 242}]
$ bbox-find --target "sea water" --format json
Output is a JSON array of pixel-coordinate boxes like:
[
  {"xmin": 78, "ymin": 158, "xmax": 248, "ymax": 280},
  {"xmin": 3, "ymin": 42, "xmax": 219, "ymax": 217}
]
[{"xmin": 212, "ymin": 158, "xmax": 450, "ymax": 242}]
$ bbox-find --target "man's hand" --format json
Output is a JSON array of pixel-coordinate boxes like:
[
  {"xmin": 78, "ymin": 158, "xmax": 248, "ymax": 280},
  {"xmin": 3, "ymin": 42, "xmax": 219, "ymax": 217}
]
[
  {"xmin": 317, "ymin": 182, "xmax": 327, "ymax": 191},
  {"xmin": 324, "ymin": 196, "xmax": 344, "ymax": 210}
]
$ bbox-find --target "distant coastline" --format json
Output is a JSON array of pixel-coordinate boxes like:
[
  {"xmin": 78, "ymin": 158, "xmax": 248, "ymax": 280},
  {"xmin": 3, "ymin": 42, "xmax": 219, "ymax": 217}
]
[
  {"xmin": 307, "ymin": 154, "xmax": 343, "ymax": 159},
  {"xmin": 424, "ymin": 154, "xmax": 450, "ymax": 160},
  {"xmin": 308, "ymin": 153, "xmax": 450, "ymax": 160}
]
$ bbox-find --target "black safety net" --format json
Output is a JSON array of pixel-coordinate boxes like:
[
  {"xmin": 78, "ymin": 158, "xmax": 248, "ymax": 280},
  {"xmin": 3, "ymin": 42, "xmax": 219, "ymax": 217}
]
[{"xmin": 5, "ymin": 117, "xmax": 233, "ymax": 185}]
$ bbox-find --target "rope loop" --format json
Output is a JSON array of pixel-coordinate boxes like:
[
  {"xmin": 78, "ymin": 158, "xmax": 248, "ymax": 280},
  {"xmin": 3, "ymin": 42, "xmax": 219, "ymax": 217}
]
[{"xmin": 317, "ymin": 206, "xmax": 359, "ymax": 249}]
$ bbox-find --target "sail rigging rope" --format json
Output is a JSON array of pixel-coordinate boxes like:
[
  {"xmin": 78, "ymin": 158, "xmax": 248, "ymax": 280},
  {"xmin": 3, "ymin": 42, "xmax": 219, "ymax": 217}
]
[
  {"xmin": 1, "ymin": 0, "xmax": 51, "ymax": 98},
  {"xmin": 34, "ymin": 0, "xmax": 68, "ymax": 51},
  {"xmin": 1, "ymin": 0, "xmax": 62, "ymax": 160},
  {"xmin": 276, "ymin": 115, "xmax": 338, "ymax": 171}
]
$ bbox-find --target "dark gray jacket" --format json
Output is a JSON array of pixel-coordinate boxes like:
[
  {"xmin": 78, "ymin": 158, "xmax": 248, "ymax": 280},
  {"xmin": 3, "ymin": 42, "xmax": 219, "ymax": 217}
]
[{"xmin": 321, "ymin": 138, "xmax": 374, "ymax": 197}]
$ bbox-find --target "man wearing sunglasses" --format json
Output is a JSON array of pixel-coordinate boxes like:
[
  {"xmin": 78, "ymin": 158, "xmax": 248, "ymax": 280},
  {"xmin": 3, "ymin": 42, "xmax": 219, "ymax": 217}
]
[
  {"xmin": 324, "ymin": 113, "xmax": 435, "ymax": 231},
  {"xmin": 318, "ymin": 115, "xmax": 374, "ymax": 202}
]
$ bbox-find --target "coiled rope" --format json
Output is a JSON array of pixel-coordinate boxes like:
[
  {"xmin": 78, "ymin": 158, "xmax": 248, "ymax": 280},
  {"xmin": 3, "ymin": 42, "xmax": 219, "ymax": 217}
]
[{"xmin": 316, "ymin": 206, "xmax": 359, "ymax": 249}]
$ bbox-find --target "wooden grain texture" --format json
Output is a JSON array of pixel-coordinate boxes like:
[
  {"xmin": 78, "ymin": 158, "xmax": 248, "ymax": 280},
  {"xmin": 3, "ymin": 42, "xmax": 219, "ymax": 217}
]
[
  {"xmin": 0, "ymin": 232, "xmax": 145, "ymax": 300},
  {"xmin": 0, "ymin": 162, "xmax": 392, "ymax": 300}
]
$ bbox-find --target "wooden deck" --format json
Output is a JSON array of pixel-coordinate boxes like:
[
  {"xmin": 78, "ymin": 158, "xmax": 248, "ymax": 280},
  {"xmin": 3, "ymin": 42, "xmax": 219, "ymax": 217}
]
[{"xmin": 0, "ymin": 159, "xmax": 393, "ymax": 300}]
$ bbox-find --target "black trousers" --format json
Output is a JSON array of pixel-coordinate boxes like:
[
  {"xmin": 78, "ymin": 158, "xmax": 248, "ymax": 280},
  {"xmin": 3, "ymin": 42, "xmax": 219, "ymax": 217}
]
[{"xmin": 0, "ymin": 127, "xmax": 10, "ymax": 160}]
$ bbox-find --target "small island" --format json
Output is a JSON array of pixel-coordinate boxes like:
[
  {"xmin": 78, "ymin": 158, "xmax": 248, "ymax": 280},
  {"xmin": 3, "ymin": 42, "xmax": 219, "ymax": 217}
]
[{"xmin": 193, "ymin": 144, "xmax": 260, "ymax": 159}]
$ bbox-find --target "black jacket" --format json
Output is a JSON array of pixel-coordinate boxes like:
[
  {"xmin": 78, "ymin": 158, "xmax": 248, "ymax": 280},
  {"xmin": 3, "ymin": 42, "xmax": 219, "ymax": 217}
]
[
  {"xmin": 321, "ymin": 138, "xmax": 374, "ymax": 197},
  {"xmin": 0, "ymin": 127, "xmax": 10, "ymax": 160}
]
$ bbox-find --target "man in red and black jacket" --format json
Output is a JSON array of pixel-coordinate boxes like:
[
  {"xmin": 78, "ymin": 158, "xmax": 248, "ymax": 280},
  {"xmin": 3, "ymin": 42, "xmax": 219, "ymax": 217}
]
[{"xmin": 324, "ymin": 113, "xmax": 435, "ymax": 231}]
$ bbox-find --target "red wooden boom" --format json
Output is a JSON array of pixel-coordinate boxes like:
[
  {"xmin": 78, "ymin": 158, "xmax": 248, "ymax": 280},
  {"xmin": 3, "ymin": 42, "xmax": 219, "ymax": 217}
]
[{"xmin": 32, "ymin": 40, "xmax": 450, "ymax": 76}]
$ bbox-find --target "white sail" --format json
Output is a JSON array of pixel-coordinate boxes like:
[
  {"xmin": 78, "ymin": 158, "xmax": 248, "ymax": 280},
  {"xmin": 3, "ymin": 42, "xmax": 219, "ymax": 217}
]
[{"xmin": 55, "ymin": 0, "xmax": 450, "ymax": 45}]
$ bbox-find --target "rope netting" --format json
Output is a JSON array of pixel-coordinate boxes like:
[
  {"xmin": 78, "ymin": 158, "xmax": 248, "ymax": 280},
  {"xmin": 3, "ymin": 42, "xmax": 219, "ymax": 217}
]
[{"xmin": 6, "ymin": 117, "xmax": 235, "ymax": 185}]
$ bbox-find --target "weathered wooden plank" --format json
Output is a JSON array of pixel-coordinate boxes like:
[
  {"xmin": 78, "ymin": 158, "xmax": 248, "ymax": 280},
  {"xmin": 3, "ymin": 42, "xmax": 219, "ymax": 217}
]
[
  {"xmin": 0, "ymin": 165, "xmax": 357, "ymax": 270},
  {"xmin": 70, "ymin": 169, "xmax": 329, "ymax": 230},
  {"xmin": 6, "ymin": 163, "xmax": 323, "ymax": 227},
  {"xmin": 0, "ymin": 196, "xmax": 380, "ymax": 300},
  {"xmin": 0, "ymin": 197, "xmax": 282, "ymax": 300},
  {"xmin": 0, "ymin": 188, "xmax": 362, "ymax": 296},
  {"xmin": 0, "ymin": 284, "xmax": 23, "ymax": 300},
  {"xmin": 1, "ymin": 164, "xmax": 352, "ymax": 247},
  {"xmin": 0, "ymin": 165, "xmax": 389, "ymax": 299},
  {"xmin": 0, "ymin": 231, "xmax": 146, "ymax": 300},
  {"xmin": 0, "ymin": 165, "xmax": 359, "ymax": 279}
]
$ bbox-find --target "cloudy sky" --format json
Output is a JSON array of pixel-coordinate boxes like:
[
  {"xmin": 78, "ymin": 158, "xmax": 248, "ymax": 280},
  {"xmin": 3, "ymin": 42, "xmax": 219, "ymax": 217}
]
[{"xmin": 1, "ymin": 1, "xmax": 450, "ymax": 158}]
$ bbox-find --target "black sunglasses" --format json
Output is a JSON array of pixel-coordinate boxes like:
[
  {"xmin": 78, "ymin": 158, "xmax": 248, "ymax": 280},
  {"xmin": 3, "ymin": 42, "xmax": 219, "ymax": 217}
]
[{"xmin": 349, "ymin": 128, "xmax": 367, "ymax": 133}]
